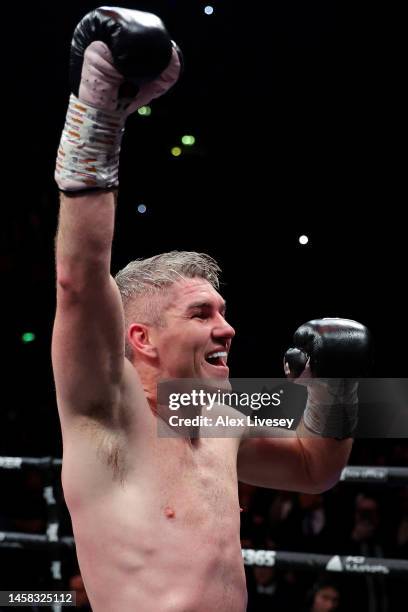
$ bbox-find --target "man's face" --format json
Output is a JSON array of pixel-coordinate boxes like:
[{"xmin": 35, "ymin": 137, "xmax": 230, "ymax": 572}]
[
  {"xmin": 313, "ymin": 587, "xmax": 339, "ymax": 612},
  {"xmin": 355, "ymin": 496, "xmax": 379, "ymax": 528},
  {"xmin": 151, "ymin": 278, "xmax": 235, "ymax": 380}
]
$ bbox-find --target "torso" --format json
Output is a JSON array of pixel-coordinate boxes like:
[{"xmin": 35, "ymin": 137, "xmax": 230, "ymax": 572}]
[{"xmin": 59, "ymin": 370, "xmax": 247, "ymax": 612}]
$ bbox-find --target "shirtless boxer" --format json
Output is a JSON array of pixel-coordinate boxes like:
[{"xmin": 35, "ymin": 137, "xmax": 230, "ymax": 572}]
[{"xmin": 52, "ymin": 7, "xmax": 370, "ymax": 611}]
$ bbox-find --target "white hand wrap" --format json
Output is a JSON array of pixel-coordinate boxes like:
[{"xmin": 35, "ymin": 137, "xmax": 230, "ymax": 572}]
[
  {"xmin": 303, "ymin": 379, "xmax": 359, "ymax": 439},
  {"xmin": 55, "ymin": 94, "xmax": 125, "ymax": 191}
]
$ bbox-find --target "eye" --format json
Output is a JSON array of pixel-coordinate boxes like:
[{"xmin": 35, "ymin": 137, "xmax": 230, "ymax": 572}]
[{"xmin": 191, "ymin": 311, "xmax": 209, "ymax": 320}]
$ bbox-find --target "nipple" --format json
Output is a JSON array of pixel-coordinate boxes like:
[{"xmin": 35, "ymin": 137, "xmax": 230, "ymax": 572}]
[{"xmin": 164, "ymin": 506, "xmax": 176, "ymax": 519}]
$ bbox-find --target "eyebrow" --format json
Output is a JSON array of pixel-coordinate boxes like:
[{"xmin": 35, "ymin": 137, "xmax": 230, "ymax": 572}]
[{"xmin": 186, "ymin": 301, "xmax": 227, "ymax": 313}]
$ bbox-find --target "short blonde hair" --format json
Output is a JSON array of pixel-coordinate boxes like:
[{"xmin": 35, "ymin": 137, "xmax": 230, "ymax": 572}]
[{"xmin": 114, "ymin": 251, "xmax": 221, "ymax": 358}]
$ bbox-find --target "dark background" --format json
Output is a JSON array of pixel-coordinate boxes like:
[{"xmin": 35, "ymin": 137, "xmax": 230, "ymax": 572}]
[
  {"xmin": 2, "ymin": 0, "xmax": 405, "ymax": 455},
  {"xmin": 0, "ymin": 0, "xmax": 406, "ymax": 607}
]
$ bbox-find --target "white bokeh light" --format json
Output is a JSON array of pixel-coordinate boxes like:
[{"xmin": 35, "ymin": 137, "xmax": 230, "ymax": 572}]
[
  {"xmin": 299, "ymin": 234, "xmax": 309, "ymax": 245},
  {"xmin": 137, "ymin": 204, "xmax": 147, "ymax": 214},
  {"xmin": 204, "ymin": 6, "xmax": 214, "ymax": 15}
]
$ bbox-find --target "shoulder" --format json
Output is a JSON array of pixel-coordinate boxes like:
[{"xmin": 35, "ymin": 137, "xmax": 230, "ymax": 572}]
[{"xmin": 206, "ymin": 402, "xmax": 249, "ymax": 442}]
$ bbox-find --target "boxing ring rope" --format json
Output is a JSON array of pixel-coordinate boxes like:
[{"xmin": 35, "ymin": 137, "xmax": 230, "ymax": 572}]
[
  {"xmin": 2, "ymin": 456, "xmax": 408, "ymax": 483},
  {"xmin": 340, "ymin": 465, "xmax": 408, "ymax": 484},
  {"xmin": 241, "ymin": 549, "xmax": 408, "ymax": 574},
  {"xmin": 1, "ymin": 532, "xmax": 407, "ymax": 576},
  {"xmin": 0, "ymin": 456, "xmax": 65, "ymax": 611},
  {"xmin": 0, "ymin": 456, "xmax": 62, "ymax": 470},
  {"xmin": 1, "ymin": 456, "xmax": 408, "ymax": 579},
  {"xmin": 0, "ymin": 531, "xmax": 74, "ymax": 551}
]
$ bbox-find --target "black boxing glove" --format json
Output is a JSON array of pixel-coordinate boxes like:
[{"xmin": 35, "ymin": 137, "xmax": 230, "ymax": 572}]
[
  {"xmin": 55, "ymin": 6, "xmax": 182, "ymax": 191},
  {"xmin": 284, "ymin": 318, "xmax": 371, "ymax": 438}
]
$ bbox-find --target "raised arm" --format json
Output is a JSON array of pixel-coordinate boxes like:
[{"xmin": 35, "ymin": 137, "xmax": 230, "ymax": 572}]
[
  {"xmin": 52, "ymin": 7, "xmax": 181, "ymax": 424},
  {"xmin": 238, "ymin": 318, "xmax": 371, "ymax": 493},
  {"xmin": 52, "ymin": 191, "xmax": 124, "ymax": 417}
]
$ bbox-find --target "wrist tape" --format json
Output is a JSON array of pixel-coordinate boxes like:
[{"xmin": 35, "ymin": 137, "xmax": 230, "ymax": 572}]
[
  {"xmin": 303, "ymin": 380, "xmax": 359, "ymax": 439},
  {"xmin": 55, "ymin": 94, "xmax": 125, "ymax": 191}
]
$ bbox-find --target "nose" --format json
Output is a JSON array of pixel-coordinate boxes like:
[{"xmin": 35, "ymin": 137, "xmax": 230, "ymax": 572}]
[{"xmin": 213, "ymin": 314, "xmax": 235, "ymax": 340}]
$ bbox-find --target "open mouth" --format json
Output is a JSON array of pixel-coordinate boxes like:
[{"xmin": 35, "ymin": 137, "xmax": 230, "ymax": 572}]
[{"xmin": 205, "ymin": 351, "xmax": 228, "ymax": 370}]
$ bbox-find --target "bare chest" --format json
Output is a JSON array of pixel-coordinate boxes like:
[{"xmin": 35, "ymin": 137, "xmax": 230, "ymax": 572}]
[{"xmin": 134, "ymin": 436, "xmax": 240, "ymax": 520}]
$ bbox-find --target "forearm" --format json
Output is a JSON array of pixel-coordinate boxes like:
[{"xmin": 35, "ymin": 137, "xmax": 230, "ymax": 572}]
[
  {"xmin": 283, "ymin": 318, "xmax": 371, "ymax": 490},
  {"xmin": 56, "ymin": 191, "xmax": 116, "ymax": 285},
  {"xmin": 296, "ymin": 418, "xmax": 353, "ymax": 492}
]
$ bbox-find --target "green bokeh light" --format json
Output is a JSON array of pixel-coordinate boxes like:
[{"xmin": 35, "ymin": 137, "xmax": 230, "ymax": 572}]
[
  {"xmin": 22, "ymin": 332, "xmax": 36, "ymax": 343},
  {"xmin": 181, "ymin": 135, "xmax": 195, "ymax": 146},
  {"xmin": 137, "ymin": 105, "xmax": 152, "ymax": 116}
]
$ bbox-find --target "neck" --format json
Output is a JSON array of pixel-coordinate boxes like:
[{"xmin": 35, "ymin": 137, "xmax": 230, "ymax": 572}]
[{"xmin": 133, "ymin": 358, "xmax": 159, "ymax": 403}]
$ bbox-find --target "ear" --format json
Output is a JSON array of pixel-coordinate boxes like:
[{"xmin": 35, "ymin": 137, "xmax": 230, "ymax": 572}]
[{"xmin": 128, "ymin": 323, "xmax": 159, "ymax": 359}]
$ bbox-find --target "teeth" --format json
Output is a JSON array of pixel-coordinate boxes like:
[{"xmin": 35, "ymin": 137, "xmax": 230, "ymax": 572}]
[{"xmin": 207, "ymin": 351, "xmax": 227, "ymax": 359}]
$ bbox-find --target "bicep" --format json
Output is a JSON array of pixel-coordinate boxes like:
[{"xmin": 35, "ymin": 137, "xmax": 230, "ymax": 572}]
[
  {"xmin": 52, "ymin": 275, "xmax": 125, "ymax": 418},
  {"xmin": 237, "ymin": 433, "xmax": 315, "ymax": 493}
]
